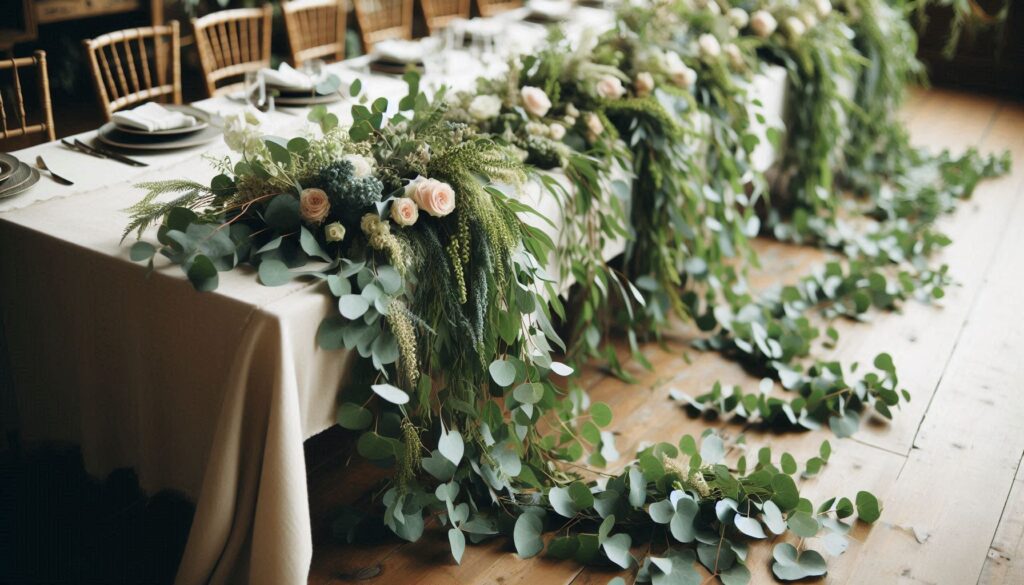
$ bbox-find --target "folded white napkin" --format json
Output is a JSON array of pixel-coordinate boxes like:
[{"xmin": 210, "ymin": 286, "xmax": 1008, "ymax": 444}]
[
  {"xmin": 261, "ymin": 62, "xmax": 316, "ymax": 90},
  {"xmin": 372, "ymin": 39, "xmax": 427, "ymax": 64},
  {"xmin": 527, "ymin": 0, "xmax": 573, "ymax": 19},
  {"xmin": 112, "ymin": 102, "xmax": 197, "ymax": 132},
  {"xmin": 455, "ymin": 18, "xmax": 504, "ymax": 38}
]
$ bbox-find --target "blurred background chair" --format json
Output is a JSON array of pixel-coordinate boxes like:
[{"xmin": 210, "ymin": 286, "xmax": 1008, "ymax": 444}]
[
  {"xmin": 475, "ymin": 0, "xmax": 521, "ymax": 18},
  {"xmin": 0, "ymin": 50, "xmax": 55, "ymax": 147},
  {"xmin": 282, "ymin": 0, "xmax": 348, "ymax": 68},
  {"xmin": 83, "ymin": 21, "xmax": 181, "ymax": 121},
  {"xmin": 192, "ymin": 5, "xmax": 272, "ymax": 97},
  {"xmin": 352, "ymin": 0, "xmax": 413, "ymax": 51},
  {"xmin": 420, "ymin": 0, "xmax": 470, "ymax": 33}
]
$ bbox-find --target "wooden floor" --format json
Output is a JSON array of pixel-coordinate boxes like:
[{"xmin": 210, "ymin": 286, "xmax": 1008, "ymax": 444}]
[{"xmin": 304, "ymin": 88, "xmax": 1024, "ymax": 585}]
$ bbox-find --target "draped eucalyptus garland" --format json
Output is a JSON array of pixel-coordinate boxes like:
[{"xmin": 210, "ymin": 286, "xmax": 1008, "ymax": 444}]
[{"xmin": 124, "ymin": 0, "xmax": 1008, "ymax": 582}]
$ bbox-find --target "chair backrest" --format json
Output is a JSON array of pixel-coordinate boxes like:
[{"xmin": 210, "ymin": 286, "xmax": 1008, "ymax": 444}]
[
  {"xmin": 0, "ymin": 51, "xmax": 55, "ymax": 145},
  {"xmin": 352, "ymin": 0, "xmax": 413, "ymax": 51},
  {"xmin": 192, "ymin": 6, "xmax": 273, "ymax": 97},
  {"xmin": 282, "ymin": 0, "xmax": 347, "ymax": 67},
  {"xmin": 83, "ymin": 21, "xmax": 182, "ymax": 121},
  {"xmin": 420, "ymin": 0, "xmax": 470, "ymax": 33},
  {"xmin": 475, "ymin": 0, "xmax": 521, "ymax": 17}
]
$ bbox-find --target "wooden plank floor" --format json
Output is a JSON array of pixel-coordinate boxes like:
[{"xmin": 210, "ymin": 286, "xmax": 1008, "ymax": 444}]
[{"xmin": 305, "ymin": 88, "xmax": 1024, "ymax": 585}]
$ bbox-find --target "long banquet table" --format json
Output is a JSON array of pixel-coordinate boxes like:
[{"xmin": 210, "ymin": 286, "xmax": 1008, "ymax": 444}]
[{"xmin": 0, "ymin": 7, "xmax": 796, "ymax": 584}]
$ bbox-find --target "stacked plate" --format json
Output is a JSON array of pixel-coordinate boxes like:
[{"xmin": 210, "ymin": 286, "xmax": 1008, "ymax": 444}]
[
  {"xmin": 369, "ymin": 39, "xmax": 427, "ymax": 75},
  {"xmin": 97, "ymin": 105, "xmax": 221, "ymax": 152},
  {"xmin": 0, "ymin": 153, "xmax": 40, "ymax": 200}
]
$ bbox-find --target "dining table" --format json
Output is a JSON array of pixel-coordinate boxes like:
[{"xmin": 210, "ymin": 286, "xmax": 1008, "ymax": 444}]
[{"xmin": 0, "ymin": 6, "xmax": 793, "ymax": 584}]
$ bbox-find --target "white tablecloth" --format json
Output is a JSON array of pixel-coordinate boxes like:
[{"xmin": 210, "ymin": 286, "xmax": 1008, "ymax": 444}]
[{"xmin": 0, "ymin": 7, "xmax": 807, "ymax": 584}]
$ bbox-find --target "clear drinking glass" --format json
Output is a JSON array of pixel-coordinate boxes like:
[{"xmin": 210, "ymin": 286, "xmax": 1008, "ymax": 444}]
[
  {"xmin": 244, "ymin": 70, "xmax": 267, "ymax": 108},
  {"xmin": 300, "ymin": 58, "xmax": 325, "ymax": 80}
]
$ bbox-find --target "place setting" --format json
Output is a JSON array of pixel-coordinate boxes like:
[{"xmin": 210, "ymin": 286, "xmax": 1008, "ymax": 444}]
[
  {"xmin": 0, "ymin": 151, "xmax": 41, "ymax": 200},
  {"xmin": 61, "ymin": 102, "xmax": 223, "ymax": 164}
]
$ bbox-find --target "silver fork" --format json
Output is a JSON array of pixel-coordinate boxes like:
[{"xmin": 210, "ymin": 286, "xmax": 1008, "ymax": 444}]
[{"xmin": 35, "ymin": 156, "xmax": 74, "ymax": 186}]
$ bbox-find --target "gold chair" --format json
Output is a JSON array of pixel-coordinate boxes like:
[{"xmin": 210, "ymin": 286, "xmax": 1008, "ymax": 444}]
[
  {"xmin": 420, "ymin": 0, "xmax": 470, "ymax": 33},
  {"xmin": 352, "ymin": 0, "xmax": 413, "ymax": 51},
  {"xmin": 0, "ymin": 51, "xmax": 55, "ymax": 145},
  {"xmin": 192, "ymin": 6, "xmax": 273, "ymax": 97},
  {"xmin": 475, "ymin": 0, "xmax": 521, "ymax": 17},
  {"xmin": 282, "ymin": 0, "xmax": 348, "ymax": 67},
  {"xmin": 83, "ymin": 22, "xmax": 182, "ymax": 121}
]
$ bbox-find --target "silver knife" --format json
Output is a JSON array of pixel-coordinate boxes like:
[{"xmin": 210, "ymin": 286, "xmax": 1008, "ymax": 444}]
[
  {"xmin": 74, "ymin": 139, "xmax": 148, "ymax": 167},
  {"xmin": 61, "ymin": 138, "xmax": 106, "ymax": 160}
]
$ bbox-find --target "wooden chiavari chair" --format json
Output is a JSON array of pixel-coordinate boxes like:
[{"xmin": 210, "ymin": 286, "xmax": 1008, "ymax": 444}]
[
  {"xmin": 352, "ymin": 0, "xmax": 414, "ymax": 51},
  {"xmin": 83, "ymin": 22, "xmax": 182, "ymax": 121},
  {"xmin": 420, "ymin": 0, "xmax": 470, "ymax": 33},
  {"xmin": 0, "ymin": 50, "xmax": 55, "ymax": 146},
  {"xmin": 282, "ymin": 0, "xmax": 348, "ymax": 67},
  {"xmin": 192, "ymin": 5, "xmax": 273, "ymax": 97},
  {"xmin": 475, "ymin": 0, "xmax": 522, "ymax": 17}
]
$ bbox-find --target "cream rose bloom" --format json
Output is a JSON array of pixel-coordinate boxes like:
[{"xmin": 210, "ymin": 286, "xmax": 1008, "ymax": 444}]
[
  {"xmin": 785, "ymin": 16, "xmax": 807, "ymax": 38},
  {"xmin": 698, "ymin": 34, "xmax": 722, "ymax": 59},
  {"xmin": 728, "ymin": 7, "xmax": 749, "ymax": 28},
  {"xmin": 390, "ymin": 197, "xmax": 419, "ymax": 226},
  {"xmin": 520, "ymin": 86, "xmax": 552, "ymax": 118},
  {"xmin": 413, "ymin": 179, "xmax": 456, "ymax": 217},
  {"xmin": 815, "ymin": 0, "xmax": 832, "ymax": 17},
  {"xmin": 344, "ymin": 154, "xmax": 374, "ymax": 178},
  {"xmin": 325, "ymin": 222, "xmax": 346, "ymax": 242},
  {"xmin": 549, "ymin": 123, "xmax": 567, "ymax": 140},
  {"xmin": 750, "ymin": 10, "xmax": 777, "ymax": 37},
  {"xmin": 300, "ymin": 188, "xmax": 330, "ymax": 224},
  {"xmin": 584, "ymin": 113, "xmax": 604, "ymax": 139},
  {"xmin": 595, "ymin": 75, "xmax": 626, "ymax": 99},
  {"xmin": 724, "ymin": 44, "xmax": 743, "ymax": 69},
  {"xmin": 635, "ymin": 72, "xmax": 655, "ymax": 96},
  {"xmin": 468, "ymin": 94, "xmax": 502, "ymax": 121}
]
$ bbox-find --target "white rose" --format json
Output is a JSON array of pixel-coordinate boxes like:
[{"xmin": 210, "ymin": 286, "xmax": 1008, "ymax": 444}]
[
  {"xmin": 468, "ymin": 94, "xmax": 502, "ymax": 121},
  {"xmin": 584, "ymin": 112, "xmax": 604, "ymax": 139},
  {"xmin": 728, "ymin": 7, "xmax": 748, "ymax": 28},
  {"xmin": 785, "ymin": 16, "xmax": 807, "ymax": 39},
  {"xmin": 724, "ymin": 44, "xmax": 744, "ymax": 69},
  {"xmin": 635, "ymin": 72, "xmax": 655, "ymax": 96},
  {"xmin": 750, "ymin": 10, "xmax": 778, "ymax": 37},
  {"xmin": 390, "ymin": 197, "xmax": 419, "ymax": 227},
  {"xmin": 520, "ymin": 86, "xmax": 552, "ymax": 118},
  {"xmin": 324, "ymin": 222, "xmax": 346, "ymax": 242},
  {"xmin": 595, "ymin": 75, "xmax": 626, "ymax": 99},
  {"xmin": 816, "ymin": 0, "xmax": 832, "ymax": 17},
  {"xmin": 344, "ymin": 154, "xmax": 373, "ymax": 178},
  {"xmin": 549, "ymin": 123, "xmax": 566, "ymax": 140},
  {"xmin": 525, "ymin": 122, "xmax": 549, "ymax": 136},
  {"xmin": 698, "ymin": 34, "xmax": 721, "ymax": 59}
]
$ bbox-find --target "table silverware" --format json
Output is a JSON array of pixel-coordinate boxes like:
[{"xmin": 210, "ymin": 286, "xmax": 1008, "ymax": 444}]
[
  {"xmin": 74, "ymin": 139, "xmax": 148, "ymax": 167},
  {"xmin": 35, "ymin": 156, "xmax": 74, "ymax": 186},
  {"xmin": 61, "ymin": 139, "xmax": 106, "ymax": 160}
]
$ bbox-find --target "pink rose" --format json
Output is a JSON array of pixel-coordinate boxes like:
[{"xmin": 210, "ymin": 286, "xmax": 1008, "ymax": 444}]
[
  {"xmin": 520, "ymin": 86, "xmax": 552, "ymax": 118},
  {"xmin": 390, "ymin": 197, "xmax": 419, "ymax": 226},
  {"xmin": 413, "ymin": 179, "xmax": 456, "ymax": 217},
  {"xmin": 300, "ymin": 188, "xmax": 330, "ymax": 224},
  {"xmin": 595, "ymin": 75, "xmax": 626, "ymax": 99}
]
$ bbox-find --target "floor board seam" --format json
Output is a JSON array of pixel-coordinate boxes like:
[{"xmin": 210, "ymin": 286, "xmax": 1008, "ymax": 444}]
[
  {"xmin": 904, "ymin": 101, "xmax": 1016, "ymax": 457},
  {"xmin": 975, "ymin": 448, "xmax": 1024, "ymax": 585}
]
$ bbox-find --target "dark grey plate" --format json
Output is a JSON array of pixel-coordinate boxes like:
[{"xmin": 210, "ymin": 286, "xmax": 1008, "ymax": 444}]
[
  {"xmin": 0, "ymin": 162, "xmax": 40, "ymax": 199},
  {"xmin": 0, "ymin": 153, "xmax": 17, "ymax": 183},
  {"xmin": 96, "ymin": 121, "xmax": 222, "ymax": 151}
]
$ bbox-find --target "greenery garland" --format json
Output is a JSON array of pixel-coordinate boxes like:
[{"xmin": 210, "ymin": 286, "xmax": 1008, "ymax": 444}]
[{"xmin": 120, "ymin": 0, "xmax": 1011, "ymax": 582}]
